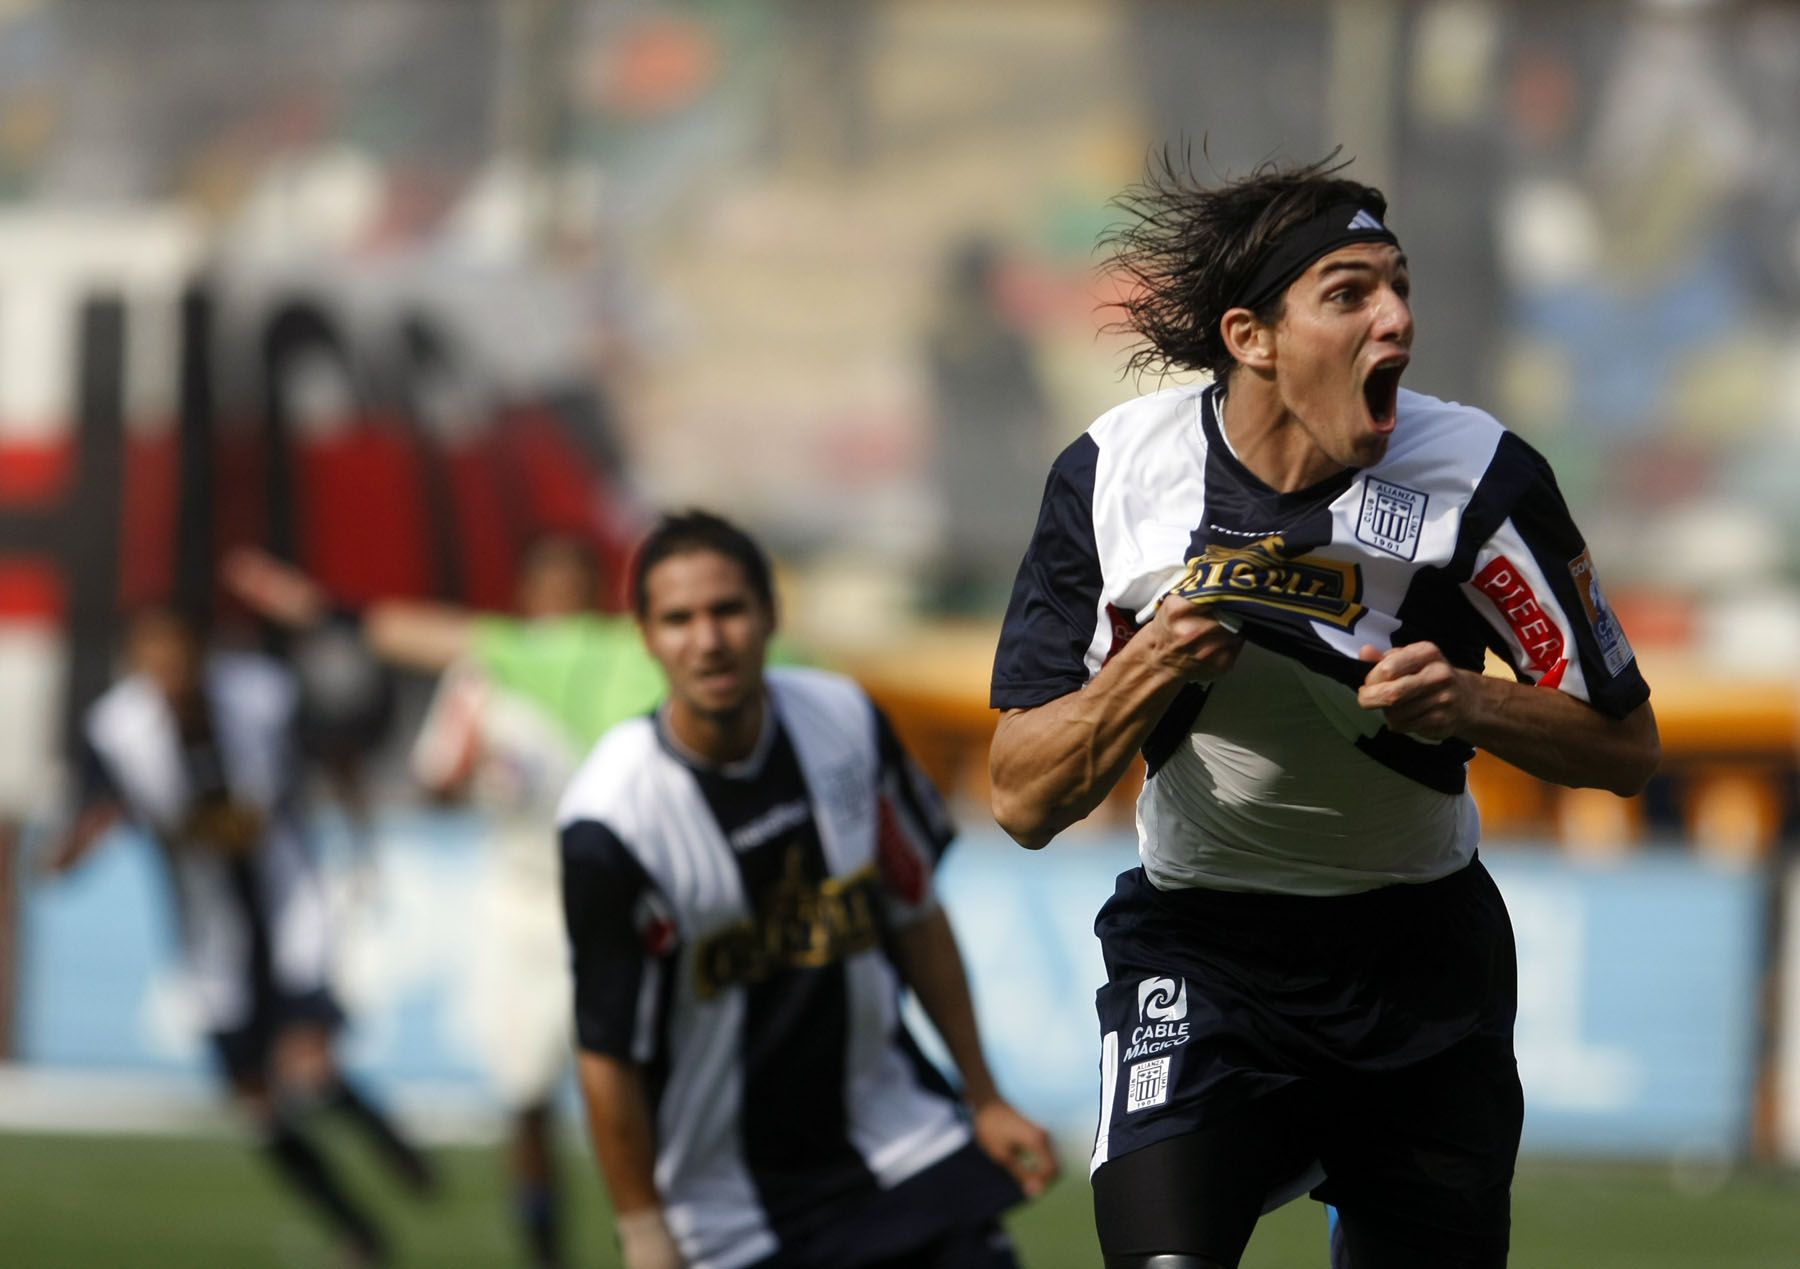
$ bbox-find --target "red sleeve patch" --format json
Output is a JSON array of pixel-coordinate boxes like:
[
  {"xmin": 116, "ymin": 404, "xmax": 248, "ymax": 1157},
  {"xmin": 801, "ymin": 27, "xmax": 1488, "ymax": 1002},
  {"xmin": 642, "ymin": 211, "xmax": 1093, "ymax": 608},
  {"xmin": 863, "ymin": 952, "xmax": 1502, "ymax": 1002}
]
[
  {"xmin": 875, "ymin": 796, "xmax": 927, "ymax": 906},
  {"xmin": 1102, "ymin": 603, "xmax": 1139, "ymax": 665},
  {"xmin": 1472, "ymin": 556, "xmax": 1567, "ymax": 682}
]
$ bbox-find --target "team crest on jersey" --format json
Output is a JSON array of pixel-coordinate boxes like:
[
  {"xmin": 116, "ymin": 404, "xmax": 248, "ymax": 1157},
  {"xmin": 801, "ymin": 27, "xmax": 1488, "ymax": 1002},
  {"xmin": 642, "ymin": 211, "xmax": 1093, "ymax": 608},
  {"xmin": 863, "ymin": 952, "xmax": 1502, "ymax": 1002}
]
[
  {"xmin": 816, "ymin": 761, "xmax": 871, "ymax": 830},
  {"xmin": 1170, "ymin": 535, "xmax": 1365, "ymax": 631},
  {"xmin": 1569, "ymin": 549, "xmax": 1634, "ymax": 677},
  {"xmin": 1356, "ymin": 478, "xmax": 1427, "ymax": 560}
]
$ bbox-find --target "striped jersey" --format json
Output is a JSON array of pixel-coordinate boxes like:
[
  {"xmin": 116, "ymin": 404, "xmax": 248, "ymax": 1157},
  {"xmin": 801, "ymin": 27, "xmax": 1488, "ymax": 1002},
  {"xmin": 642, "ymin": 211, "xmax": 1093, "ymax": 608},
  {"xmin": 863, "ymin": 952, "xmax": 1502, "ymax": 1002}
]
[
  {"xmin": 992, "ymin": 383, "xmax": 1650, "ymax": 896},
  {"xmin": 558, "ymin": 667, "xmax": 1016, "ymax": 1269},
  {"xmin": 82, "ymin": 655, "xmax": 332, "ymax": 1032}
]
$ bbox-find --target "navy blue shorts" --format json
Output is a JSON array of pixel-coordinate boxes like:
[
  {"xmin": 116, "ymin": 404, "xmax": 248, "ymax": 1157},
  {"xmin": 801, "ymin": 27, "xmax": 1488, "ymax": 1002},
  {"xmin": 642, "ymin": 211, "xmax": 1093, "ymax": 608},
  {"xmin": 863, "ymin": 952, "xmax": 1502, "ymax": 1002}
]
[
  {"xmin": 753, "ymin": 1142, "xmax": 1022, "ymax": 1269},
  {"xmin": 209, "ymin": 986, "xmax": 343, "ymax": 1086},
  {"xmin": 1090, "ymin": 859, "xmax": 1521, "ymax": 1261}
]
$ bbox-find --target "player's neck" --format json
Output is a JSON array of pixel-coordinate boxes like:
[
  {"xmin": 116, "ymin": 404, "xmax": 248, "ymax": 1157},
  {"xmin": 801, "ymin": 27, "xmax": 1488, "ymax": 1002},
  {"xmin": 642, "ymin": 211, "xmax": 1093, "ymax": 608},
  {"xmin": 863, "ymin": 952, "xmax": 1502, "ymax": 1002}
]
[
  {"xmin": 1218, "ymin": 376, "xmax": 1347, "ymax": 493},
  {"xmin": 665, "ymin": 692, "xmax": 767, "ymax": 766}
]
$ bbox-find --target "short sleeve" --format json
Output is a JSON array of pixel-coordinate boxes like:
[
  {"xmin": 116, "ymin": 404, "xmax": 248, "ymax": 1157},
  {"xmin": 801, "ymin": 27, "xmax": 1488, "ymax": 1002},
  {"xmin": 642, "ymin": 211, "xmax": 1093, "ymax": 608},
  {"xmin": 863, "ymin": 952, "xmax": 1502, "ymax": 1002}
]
[
  {"xmin": 77, "ymin": 736, "xmax": 122, "ymax": 808},
  {"xmin": 990, "ymin": 434, "xmax": 1105, "ymax": 710},
  {"xmin": 870, "ymin": 705, "xmax": 955, "ymax": 926},
  {"xmin": 1459, "ymin": 434, "xmax": 1650, "ymax": 719},
  {"xmin": 561, "ymin": 818, "xmax": 676, "ymax": 1060}
]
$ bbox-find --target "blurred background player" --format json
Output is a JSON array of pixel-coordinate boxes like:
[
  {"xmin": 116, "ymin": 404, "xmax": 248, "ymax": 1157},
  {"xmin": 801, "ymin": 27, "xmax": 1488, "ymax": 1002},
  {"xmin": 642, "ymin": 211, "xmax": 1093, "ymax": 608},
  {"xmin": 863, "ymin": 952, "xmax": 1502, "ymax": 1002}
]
[
  {"xmin": 43, "ymin": 605, "xmax": 433, "ymax": 1267},
  {"xmin": 559, "ymin": 510, "xmax": 1060, "ymax": 1269},
  {"xmin": 229, "ymin": 534, "xmax": 667, "ymax": 1267}
]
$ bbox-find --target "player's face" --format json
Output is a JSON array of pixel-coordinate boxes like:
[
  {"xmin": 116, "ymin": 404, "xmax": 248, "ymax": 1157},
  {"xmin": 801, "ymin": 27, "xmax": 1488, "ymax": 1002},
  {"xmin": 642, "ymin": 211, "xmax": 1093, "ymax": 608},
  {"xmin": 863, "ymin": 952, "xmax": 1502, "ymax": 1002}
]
[
  {"xmin": 1269, "ymin": 242, "xmax": 1412, "ymax": 470},
  {"xmin": 128, "ymin": 613, "xmax": 202, "ymax": 705},
  {"xmin": 639, "ymin": 549, "xmax": 773, "ymax": 723},
  {"xmin": 517, "ymin": 544, "xmax": 595, "ymax": 618}
]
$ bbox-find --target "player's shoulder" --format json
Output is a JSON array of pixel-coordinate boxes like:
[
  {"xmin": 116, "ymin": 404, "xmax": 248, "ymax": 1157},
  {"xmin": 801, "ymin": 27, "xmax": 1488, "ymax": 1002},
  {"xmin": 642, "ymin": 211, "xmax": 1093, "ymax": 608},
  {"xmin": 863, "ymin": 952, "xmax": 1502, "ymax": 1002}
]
[
  {"xmin": 1083, "ymin": 380, "xmax": 1210, "ymax": 460},
  {"xmin": 765, "ymin": 664, "xmax": 870, "ymax": 712},
  {"xmin": 556, "ymin": 715, "xmax": 662, "ymax": 832},
  {"xmin": 1379, "ymin": 388, "xmax": 1513, "ymax": 486},
  {"xmin": 86, "ymin": 673, "xmax": 160, "ymax": 740}
]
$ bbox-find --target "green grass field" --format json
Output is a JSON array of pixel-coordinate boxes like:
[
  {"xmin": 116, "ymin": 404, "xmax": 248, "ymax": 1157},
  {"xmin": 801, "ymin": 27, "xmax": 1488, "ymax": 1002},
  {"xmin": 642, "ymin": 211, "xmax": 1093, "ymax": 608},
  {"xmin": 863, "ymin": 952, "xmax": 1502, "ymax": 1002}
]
[{"xmin": 3, "ymin": 1130, "xmax": 1800, "ymax": 1267}]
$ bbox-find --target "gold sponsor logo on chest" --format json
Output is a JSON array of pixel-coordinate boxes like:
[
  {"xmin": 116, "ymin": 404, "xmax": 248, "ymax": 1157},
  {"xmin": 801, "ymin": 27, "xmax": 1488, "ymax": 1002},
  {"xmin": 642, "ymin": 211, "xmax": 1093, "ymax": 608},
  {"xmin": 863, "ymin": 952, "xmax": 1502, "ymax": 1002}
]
[
  {"xmin": 1171, "ymin": 534, "xmax": 1366, "ymax": 630},
  {"xmin": 694, "ymin": 846, "xmax": 883, "ymax": 999}
]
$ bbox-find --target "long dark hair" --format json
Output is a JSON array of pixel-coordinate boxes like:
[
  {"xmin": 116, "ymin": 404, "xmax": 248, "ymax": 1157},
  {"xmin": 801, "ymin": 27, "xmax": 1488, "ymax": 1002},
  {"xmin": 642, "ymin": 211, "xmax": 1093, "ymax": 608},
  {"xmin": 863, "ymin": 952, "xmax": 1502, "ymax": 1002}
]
[{"xmin": 1101, "ymin": 147, "xmax": 1388, "ymax": 382}]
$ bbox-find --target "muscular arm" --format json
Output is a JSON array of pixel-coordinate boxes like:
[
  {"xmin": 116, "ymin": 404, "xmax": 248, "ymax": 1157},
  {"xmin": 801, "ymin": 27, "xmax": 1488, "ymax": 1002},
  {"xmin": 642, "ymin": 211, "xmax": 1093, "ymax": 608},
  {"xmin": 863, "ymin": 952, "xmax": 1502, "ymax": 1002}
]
[
  {"xmin": 887, "ymin": 907, "xmax": 1058, "ymax": 1197},
  {"xmin": 576, "ymin": 1051, "xmax": 683, "ymax": 1268},
  {"xmin": 989, "ymin": 601, "xmax": 1243, "ymax": 849},
  {"xmin": 1358, "ymin": 642, "xmax": 1660, "ymax": 796},
  {"xmin": 576, "ymin": 1051, "xmax": 661, "ymax": 1214},
  {"xmin": 224, "ymin": 546, "xmax": 476, "ymax": 672}
]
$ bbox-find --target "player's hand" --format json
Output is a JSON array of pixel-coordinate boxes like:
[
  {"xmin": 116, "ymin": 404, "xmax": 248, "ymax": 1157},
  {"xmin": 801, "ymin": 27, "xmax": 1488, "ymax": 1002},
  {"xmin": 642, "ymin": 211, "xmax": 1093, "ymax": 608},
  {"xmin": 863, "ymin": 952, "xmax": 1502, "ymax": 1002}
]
[
  {"xmin": 615, "ymin": 1207, "xmax": 685, "ymax": 1269},
  {"xmin": 222, "ymin": 546, "xmax": 330, "ymax": 629},
  {"xmin": 1149, "ymin": 595, "xmax": 1245, "ymax": 684},
  {"xmin": 971, "ymin": 1098, "xmax": 1060, "ymax": 1199},
  {"xmin": 1356, "ymin": 641, "xmax": 1476, "ymax": 741}
]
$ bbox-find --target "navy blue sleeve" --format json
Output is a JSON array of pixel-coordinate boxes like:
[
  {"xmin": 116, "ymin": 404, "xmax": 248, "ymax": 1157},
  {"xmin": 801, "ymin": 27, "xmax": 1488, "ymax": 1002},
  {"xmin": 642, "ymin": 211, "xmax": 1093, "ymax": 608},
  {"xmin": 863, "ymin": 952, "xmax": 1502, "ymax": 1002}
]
[
  {"xmin": 77, "ymin": 737, "xmax": 122, "ymax": 807},
  {"xmin": 873, "ymin": 704, "xmax": 955, "ymax": 855},
  {"xmin": 990, "ymin": 434, "xmax": 1104, "ymax": 710},
  {"xmin": 560, "ymin": 818, "xmax": 668, "ymax": 1059}
]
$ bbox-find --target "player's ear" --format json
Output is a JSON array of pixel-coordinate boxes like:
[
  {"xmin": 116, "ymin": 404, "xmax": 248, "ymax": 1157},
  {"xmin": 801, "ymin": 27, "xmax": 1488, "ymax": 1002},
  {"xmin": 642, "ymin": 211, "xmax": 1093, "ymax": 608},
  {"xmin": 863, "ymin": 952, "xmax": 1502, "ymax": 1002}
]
[{"xmin": 1220, "ymin": 307, "xmax": 1275, "ymax": 371}]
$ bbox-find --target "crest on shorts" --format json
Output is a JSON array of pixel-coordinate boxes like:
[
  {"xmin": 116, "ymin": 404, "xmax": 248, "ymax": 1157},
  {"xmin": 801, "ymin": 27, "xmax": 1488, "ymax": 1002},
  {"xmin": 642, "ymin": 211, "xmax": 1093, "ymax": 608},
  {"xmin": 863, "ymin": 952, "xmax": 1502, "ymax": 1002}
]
[
  {"xmin": 1126, "ymin": 1057, "xmax": 1172, "ymax": 1113},
  {"xmin": 1137, "ymin": 976, "xmax": 1187, "ymax": 1023},
  {"xmin": 1356, "ymin": 478, "xmax": 1427, "ymax": 560}
]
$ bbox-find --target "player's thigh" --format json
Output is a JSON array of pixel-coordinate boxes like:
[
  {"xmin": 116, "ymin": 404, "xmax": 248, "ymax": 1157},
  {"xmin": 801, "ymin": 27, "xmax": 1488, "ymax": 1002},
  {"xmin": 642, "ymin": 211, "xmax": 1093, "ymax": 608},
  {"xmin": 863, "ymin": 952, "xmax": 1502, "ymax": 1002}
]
[
  {"xmin": 1319, "ymin": 1038, "xmax": 1522, "ymax": 1267},
  {"xmin": 1092, "ymin": 1087, "xmax": 1319, "ymax": 1268}
]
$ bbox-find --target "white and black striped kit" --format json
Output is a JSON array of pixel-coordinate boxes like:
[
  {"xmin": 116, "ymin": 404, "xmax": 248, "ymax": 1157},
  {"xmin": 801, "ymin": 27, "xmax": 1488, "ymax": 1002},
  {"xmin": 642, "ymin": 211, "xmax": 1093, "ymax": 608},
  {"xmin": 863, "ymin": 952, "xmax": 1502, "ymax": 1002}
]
[
  {"xmin": 82, "ymin": 655, "xmax": 332, "ymax": 1035},
  {"xmin": 993, "ymin": 382, "xmax": 1651, "ymax": 896},
  {"xmin": 558, "ymin": 667, "xmax": 1015, "ymax": 1269}
]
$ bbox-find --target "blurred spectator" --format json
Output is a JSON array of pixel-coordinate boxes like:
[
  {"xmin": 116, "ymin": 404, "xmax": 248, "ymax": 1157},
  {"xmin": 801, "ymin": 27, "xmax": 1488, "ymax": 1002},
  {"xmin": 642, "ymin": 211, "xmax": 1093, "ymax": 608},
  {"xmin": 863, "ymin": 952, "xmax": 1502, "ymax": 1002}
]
[{"xmin": 924, "ymin": 236, "xmax": 1051, "ymax": 614}]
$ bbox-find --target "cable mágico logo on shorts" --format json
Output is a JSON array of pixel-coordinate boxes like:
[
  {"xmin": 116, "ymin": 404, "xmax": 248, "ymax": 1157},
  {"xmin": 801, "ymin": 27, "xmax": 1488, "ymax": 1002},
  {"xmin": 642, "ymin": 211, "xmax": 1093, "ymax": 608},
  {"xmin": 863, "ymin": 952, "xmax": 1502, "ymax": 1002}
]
[{"xmin": 1125, "ymin": 978, "xmax": 1191, "ymax": 1062}]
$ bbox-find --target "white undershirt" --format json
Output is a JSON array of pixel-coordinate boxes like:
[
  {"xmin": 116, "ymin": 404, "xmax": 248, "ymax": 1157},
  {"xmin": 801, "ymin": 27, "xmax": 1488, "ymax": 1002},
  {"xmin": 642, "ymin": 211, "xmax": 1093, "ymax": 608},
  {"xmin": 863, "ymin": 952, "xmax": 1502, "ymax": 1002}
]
[{"xmin": 1139, "ymin": 642, "xmax": 1480, "ymax": 896}]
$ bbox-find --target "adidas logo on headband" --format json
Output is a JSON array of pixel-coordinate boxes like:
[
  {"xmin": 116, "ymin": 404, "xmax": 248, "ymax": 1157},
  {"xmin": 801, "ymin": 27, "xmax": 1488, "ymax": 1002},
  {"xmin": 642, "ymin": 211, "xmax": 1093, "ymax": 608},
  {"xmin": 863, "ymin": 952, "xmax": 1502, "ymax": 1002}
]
[{"xmin": 1233, "ymin": 203, "xmax": 1402, "ymax": 310}]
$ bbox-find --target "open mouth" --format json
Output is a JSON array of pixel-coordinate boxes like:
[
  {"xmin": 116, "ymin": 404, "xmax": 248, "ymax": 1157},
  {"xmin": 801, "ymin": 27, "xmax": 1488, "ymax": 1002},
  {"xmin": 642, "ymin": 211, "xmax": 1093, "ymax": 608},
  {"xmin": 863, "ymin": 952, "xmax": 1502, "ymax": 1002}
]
[{"xmin": 1362, "ymin": 359, "xmax": 1406, "ymax": 428}]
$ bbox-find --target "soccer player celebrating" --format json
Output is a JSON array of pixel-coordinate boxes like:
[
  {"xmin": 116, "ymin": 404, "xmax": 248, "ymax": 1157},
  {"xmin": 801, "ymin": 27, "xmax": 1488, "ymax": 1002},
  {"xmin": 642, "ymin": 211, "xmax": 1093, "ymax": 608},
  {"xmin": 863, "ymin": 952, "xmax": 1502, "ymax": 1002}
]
[
  {"xmin": 988, "ymin": 155, "xmax": 1660, "ymax": 1268},
  {"xmin": 46, "ymin": 605, "xmax": 432, "ymax": 1266},
  {"xmin": 559, "ymin": 511, "xmax": 1058, "ymax": 1269}
]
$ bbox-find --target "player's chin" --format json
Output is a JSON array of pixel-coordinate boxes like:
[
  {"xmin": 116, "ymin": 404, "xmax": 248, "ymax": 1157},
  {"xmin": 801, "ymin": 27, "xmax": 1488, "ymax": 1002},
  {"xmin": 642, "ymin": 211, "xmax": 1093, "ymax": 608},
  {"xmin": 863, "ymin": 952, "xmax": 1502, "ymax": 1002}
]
[{"xmin": 1349, "ymin": 429, "xmax": 1391, "ymax": 467}]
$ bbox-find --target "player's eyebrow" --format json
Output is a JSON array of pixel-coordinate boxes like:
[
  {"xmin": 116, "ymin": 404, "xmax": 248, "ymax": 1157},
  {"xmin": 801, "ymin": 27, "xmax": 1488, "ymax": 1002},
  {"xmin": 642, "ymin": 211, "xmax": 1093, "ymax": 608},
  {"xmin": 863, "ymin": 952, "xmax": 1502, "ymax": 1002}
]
[{"xmin": 1316, "ymin": 252, "xmax": 1409, "ymax": 282}]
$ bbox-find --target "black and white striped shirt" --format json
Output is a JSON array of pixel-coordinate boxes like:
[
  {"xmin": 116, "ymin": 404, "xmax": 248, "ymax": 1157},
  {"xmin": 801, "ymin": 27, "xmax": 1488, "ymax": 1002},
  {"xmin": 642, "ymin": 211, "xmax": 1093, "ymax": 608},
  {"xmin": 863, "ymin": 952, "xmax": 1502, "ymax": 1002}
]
[
  {"xmin": 993, "ymin": 383, "xmax": 1650, "ymax": 895},
  {"xmin": 559, "ymin": 667, "xmax": 1015, "ymax": 1269}
]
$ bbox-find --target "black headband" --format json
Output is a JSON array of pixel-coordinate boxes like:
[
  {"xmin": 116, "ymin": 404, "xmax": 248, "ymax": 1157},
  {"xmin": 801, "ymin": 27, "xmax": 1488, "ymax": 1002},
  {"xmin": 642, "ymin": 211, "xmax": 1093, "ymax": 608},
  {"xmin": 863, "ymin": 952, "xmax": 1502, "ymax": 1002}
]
[{"xmin": 1232, "ymin": 203, "xmax": 1400, "ymax": 311}]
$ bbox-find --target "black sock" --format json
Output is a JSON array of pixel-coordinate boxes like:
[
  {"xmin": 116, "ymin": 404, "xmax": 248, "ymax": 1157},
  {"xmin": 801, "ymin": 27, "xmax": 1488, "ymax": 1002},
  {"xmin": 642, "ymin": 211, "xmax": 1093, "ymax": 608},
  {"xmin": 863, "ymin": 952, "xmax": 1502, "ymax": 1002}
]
[
  {"xmin": 515, "ymin": 1180, "xmax": 562, "ymax": 1268},
  {"xmin": 262, "ymin": 1118, "xmax": 386, "ymax": 1259},
  {"xmin": 327, "ymin": 1077, "xmax": 435, "ymax": 1195}
]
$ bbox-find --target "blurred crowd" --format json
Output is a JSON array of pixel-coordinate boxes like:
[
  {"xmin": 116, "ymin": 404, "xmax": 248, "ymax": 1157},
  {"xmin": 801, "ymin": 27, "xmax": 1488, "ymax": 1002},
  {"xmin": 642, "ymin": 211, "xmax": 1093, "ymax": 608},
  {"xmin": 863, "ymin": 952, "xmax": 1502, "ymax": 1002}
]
[{"xmin": 0, "ymin": 1, "xmax": 1790, "ymax": 664}]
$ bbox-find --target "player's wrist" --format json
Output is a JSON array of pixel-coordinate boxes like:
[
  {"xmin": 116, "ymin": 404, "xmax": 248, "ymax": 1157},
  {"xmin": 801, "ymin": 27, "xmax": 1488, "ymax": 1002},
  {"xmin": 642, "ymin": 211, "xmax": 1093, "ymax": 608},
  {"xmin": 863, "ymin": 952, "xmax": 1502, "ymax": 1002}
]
[{"xmin": 615, "ymin": 1207, "xmax": 683, "ymax": 1269}]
